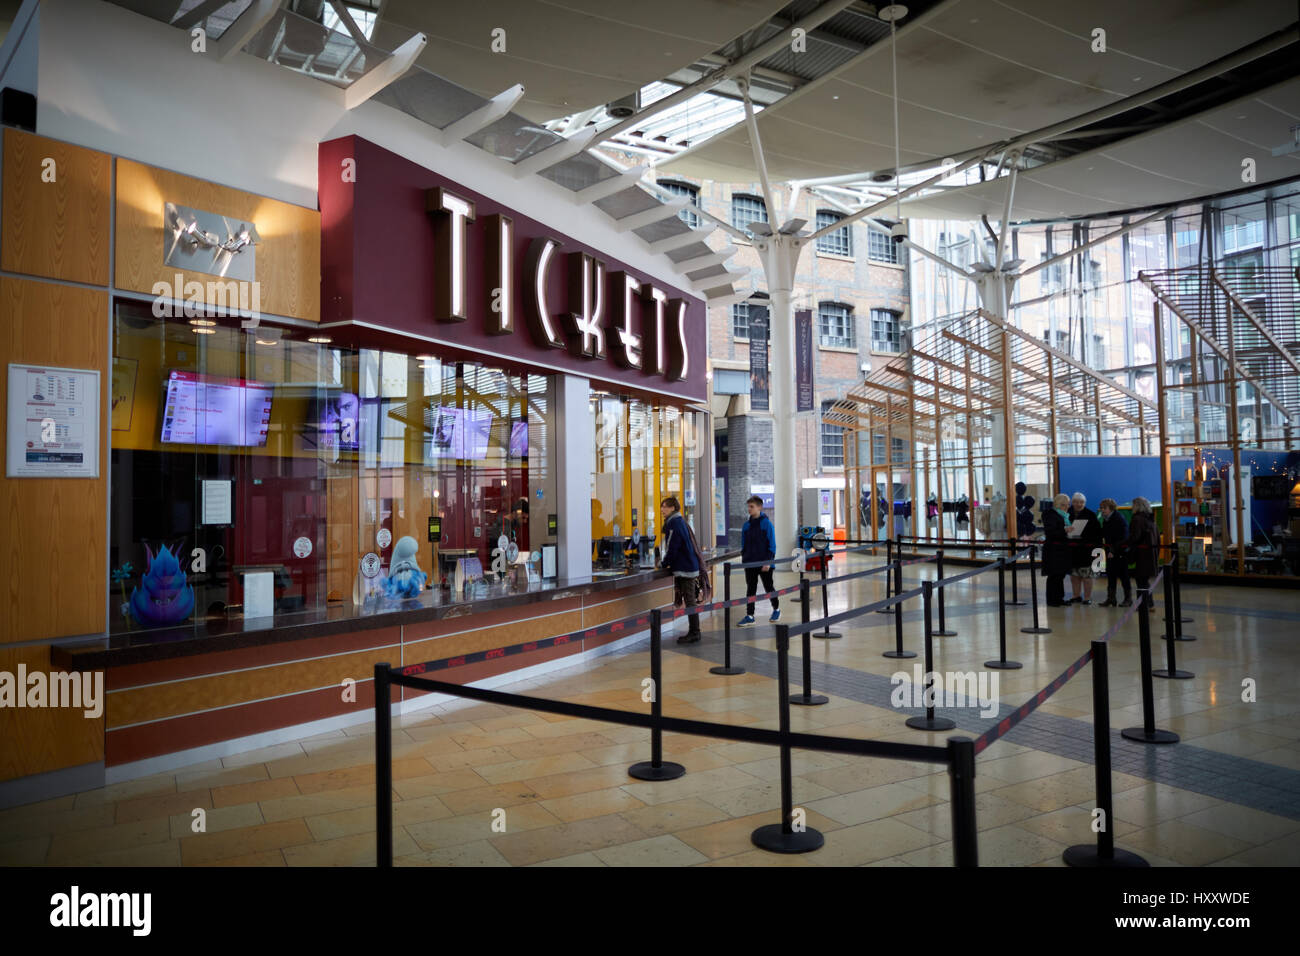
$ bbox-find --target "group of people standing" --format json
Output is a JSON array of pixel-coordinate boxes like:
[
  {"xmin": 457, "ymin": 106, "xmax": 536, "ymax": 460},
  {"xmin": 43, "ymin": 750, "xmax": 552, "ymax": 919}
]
[{"xmin": 1040, "ymin": 492, "xmax": 1159, "ymax": 609}]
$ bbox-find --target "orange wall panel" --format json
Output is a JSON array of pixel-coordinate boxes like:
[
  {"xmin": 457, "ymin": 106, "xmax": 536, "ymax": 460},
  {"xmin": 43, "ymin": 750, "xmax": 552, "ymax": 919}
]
[
  {"xmin": 0, "ymin": 278, "xmax": 109, "ymax": 643},
  {"xmin": 1, "ymin": 129, "xmax": 111, "ymax": 286},
  {"xmin": 0, "ymin": 646, "xmax": 104, "ymax": 782}
]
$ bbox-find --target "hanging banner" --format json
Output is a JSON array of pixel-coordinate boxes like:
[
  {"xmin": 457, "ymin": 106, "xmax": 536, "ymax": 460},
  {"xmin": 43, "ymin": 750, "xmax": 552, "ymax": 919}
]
[
  {"xmin": 795, "ymin": 309, "xmax": 814, "ymax": 412},
  {"xmin": 748, "ymin": 308, "xmax": 769, "ymax": 412}
]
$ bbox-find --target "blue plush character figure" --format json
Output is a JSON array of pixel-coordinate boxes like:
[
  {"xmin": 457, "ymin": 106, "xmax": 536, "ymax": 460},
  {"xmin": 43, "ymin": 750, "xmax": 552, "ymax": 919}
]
[
  {"xmin": 380, "ymin": 536, "xmax": 427, "ymax": 599},
  {"xmin": 128, "ymin": 544, "xmax": 195, "ymax": 627}
]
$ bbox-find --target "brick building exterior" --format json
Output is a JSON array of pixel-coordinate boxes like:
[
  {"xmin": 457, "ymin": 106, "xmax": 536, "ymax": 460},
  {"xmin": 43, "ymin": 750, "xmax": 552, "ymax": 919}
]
[{"xmin": 660, "ymin": 176, "xmax": 911, "ymax": 546}]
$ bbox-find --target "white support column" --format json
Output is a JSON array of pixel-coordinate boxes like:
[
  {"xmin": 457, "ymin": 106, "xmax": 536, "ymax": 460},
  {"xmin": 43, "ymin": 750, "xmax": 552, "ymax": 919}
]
[
  {"xmin": 757, "ymin": 236, "xmax": 804, "ymax": 558},
  {"xmin": 555, "ymin": 374, "xmax": 593, "ymax": 581}
]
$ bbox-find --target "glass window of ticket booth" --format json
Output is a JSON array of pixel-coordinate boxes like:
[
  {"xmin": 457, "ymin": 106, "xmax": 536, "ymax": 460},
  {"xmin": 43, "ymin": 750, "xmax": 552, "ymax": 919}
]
[
  {"xmin": 108, "ymin": 297, "xmax": 558, "ymax": 635},
  {"xmin": 590, "ymin": 390, "xmax": 708, "ymax": 575}
]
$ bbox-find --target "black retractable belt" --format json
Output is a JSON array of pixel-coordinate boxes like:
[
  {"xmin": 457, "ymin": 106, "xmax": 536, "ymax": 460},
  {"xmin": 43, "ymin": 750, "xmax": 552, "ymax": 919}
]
[{"xmin": 629, "ymin": 608, "xmax": 688, "ymax": 780}]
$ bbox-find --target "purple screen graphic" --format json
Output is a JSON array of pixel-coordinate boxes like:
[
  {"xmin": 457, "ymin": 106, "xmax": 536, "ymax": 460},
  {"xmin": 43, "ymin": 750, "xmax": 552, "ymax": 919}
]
[
  {"xmin": 305, "ymin": 392, "xmax": 360, "ymax": 450},
  {"xmin": 429, "ymin": 406, "xmax": 494, "ymax": 460},
  {"xmin": 160, "ymin": 370, "xmax": 273, "ymax": 447},
  {"xmin": 509, "ymin": 420, "xmax": 528, "ymax": 458}
]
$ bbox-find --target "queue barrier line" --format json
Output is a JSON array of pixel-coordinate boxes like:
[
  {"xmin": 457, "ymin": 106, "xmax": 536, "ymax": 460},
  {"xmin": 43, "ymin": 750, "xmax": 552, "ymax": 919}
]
[
  {"xmin": 969, "ymin": 566, "xmax": 1164, "ymax": 756},
  {"xmin": 803, "ymin": 554, "xmax": 935, "ymax": 592},
  {"xmin": 726, "ymin": 543, "xmax": 882, "ymax": 571}
]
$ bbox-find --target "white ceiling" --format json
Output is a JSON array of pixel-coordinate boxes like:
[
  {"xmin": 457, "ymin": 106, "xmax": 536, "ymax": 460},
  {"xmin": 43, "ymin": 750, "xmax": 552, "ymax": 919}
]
[
  {"xmin": 376, "ymin": 0, "xmax": 787, "ymax": 122},
  {"xmin": 901, "ymin": 76, "xmax": 1300, "ymax": 220},
  {"xmin": 659, "ymin": 0, "xmax": 1299, "ymax": 183}
]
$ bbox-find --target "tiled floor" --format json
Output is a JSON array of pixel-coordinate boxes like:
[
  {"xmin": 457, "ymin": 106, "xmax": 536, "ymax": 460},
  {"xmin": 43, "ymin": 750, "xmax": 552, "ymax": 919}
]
[{"xmin": 3, "ymin": 556, "xmax": 1298, "ymax": 867}]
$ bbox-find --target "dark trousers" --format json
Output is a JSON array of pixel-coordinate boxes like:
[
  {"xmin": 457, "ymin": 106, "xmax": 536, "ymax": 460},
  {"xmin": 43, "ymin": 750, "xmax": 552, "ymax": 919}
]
[
  {"xmin": 1046, "ymin": 574, "xmax": 1066, "ymax": 606},
  {"xmin": 1106, "ymin": 552, "xmax": 1131, "ymax": 602},
  {"xmin": 674, "ymin": 576, "xmax": 701, "ymax": 634},
  {"xmin": 744, "ymin": 566, "xmax": 778, "ymax": 616}
]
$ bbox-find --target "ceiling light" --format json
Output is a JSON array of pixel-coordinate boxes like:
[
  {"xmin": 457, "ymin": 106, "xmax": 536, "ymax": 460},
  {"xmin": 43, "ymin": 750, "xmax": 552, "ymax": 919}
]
[
  {"xmin": 189, "ymin": 318, "xmax": 217, "ymax": 327},
  {"xmin": 193, "ymin": 327, "xmax": 216, "ymax": 335},
  {"xmin": 255, "ymin": 338, "xmax": 278, "ymax": 346},
  {"xmin": 879, "ymin": 5, "xmax": 908, "ymax": 22},
  {"xmin": 308, "ymin": 336, "xmax": 332, "ymax": 344}
]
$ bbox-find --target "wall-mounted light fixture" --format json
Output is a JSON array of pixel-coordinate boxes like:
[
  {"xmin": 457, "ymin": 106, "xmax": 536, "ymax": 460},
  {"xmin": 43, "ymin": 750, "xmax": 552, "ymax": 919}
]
[{"xmin": 165, "ymin": 202, "xmax": 261, "ymax": 279}]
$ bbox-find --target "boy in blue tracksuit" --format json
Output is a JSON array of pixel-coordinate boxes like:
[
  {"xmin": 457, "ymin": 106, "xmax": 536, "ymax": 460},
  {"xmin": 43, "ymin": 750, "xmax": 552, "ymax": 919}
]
[
  {"xmin": 659, "ymin": 496, "xmax": 702, "ymax": 643},
  {"xmin": 738, "ymin": 496, "xmax": 780, "ymax": 626}
]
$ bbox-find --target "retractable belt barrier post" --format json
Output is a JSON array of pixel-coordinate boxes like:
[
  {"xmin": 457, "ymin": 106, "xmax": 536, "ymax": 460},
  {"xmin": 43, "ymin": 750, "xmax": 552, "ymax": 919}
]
[
  {"xmin": 710, "ymin": 562, "xmax": 745, "ymax": 676},
  {"xmin": 629, "ymin": 608, "xmax": 687, "ymax": 780},
  {"xmin": 933, "ymin": 549, "xmax": 957, "ymax": 636},
  {"xmin": 790, "ymin": 579, "xmax": 829, "ymax": 706},
  {"xmin": 905, "ymin": 581, "xmax": 956, "ymax": 732},
  {"xmin": 374, "ymin": 662, "xmax": 393, "ymax": 868},
  {"xmin": 752, "ymin": 622, "xmax": 825, "ymax": 853},
  {"xmin": 877, "ymin": 538, "xmax": 894, "ymax": 614},
  {"xmin": 882, "ymin": 560, "xmax": 916, "ymax": 661},
  {"xmin": 1021, "ymin": 545, "xmax": 1052, "ymax": 635},
  {"xmin": 1063, "ymin": 640, "xmax": 1149, "ymax": 868},
  {"xmin": 814, "ymin": 557, "xmax": 842, "ymax": 640},
  {"xmin": 1121, "ymin": 579, "xmax": 1180, "ymax": 745},
  {"xmin": 1005, "ymin": 539, "xmax": 1025, "ymax": 606},
  {"xmin": 1152, "ymin": 562, "xmax": 1194, "ymax": 680},
  {"xmin": 948, "ymin": 737, "xmax": 978, "ymax": 868},
  {"xmin": 986, "ymin": 558, "xmax": 1023, "ymax": 671},
  {"xmin": 1166, "ymin": 559, "xmax": 1196, "ymax": 642}
]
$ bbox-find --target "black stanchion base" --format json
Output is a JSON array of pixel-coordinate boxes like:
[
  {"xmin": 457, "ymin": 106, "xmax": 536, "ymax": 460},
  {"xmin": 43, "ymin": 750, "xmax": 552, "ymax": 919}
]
[
  {"xmin": 1003, "ymin": 600, "xmax": 1027, "ymax": 607},
  {"xmin": 984, "ymin": 659, "xmax": 1023, "ymax": 670},
  {"xmin": 905, "ymin": 715, "xmax": 956, "ymax": 731},
  {"xmin": 931, "ymin": 629, "xmax": 958, "ymax": 637},
  {"xmin": 1152, "ymin": 668, "xmax": 1194, "ymax": 680},
  {"xmin": 1020, "ymin": 626, "xmax": 1052, "ymax": 635},
  {"xmin": 1160, "ymin": 634, "xmax": 1197, "ymax": 642},
  {"xmin": 751, "ymin": 824, "xmax": 824, "ymax": 854},
  {"xmin": 628, "ymin": 761, "xmax": 686, "ymax": 781},
  {"xmin": 814, "ymin": 630, "xmax": 843, "ymax": 640},
  {"xmin": 1178, "ymin": 616, "xmax": 1194, "ymax": 624},
  {"xmin": 708, "ymin": 665, "xmax": 746, "ymax": 676},
  {"xmin": 789, "ymin": 693, "xmax": 829, "ymax": 706},
  {"xmin": 875, "ymin": 607, "xmax": 895, "ymax": 615},
  {"xmin": 1121, "ymin": 727, "xmax": 1180, "ymax": 744},
  {"xmin": 882, "ymin": 649, "xmax": 917, "ymax": 659},
  {"xmin": 1063, "ymin": 845, "xmax": 1149, "ymax": 868}
]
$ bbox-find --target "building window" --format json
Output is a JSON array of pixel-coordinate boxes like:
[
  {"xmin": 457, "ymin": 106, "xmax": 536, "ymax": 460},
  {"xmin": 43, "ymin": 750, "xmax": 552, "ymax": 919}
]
[
  {"xmin": 659, "ymin": 180, "xmax": 701, "ymax": 229},
  {"xmin": 869, "ymin": 222, "xmax": 900, "ymax": 264},
  {"xmin": 821, "ymin": 401, "xmax": 844, "ymax": 468},
  {"xmin": 731, "ymin": 295, "xmax": 768, "ymax": 340},
  {"xmin": 818, "ymin": 302, "xmax": 855, "ymax": 349},
  {"xmin": 815, "ymin": 210, "xmax": 852, "ymax": 256},
  {"xmin": 870, "ymin": 308, "xmax": 901, "ymax": 353},
  {"xmin": 713, "ymin": 369, "xmax": 750, "ymax": 395},
  {"xmin": 731, "ymin": 194, "xmax": 768, "ymax": 232},
  {"xmin": 871, "ymin": 435, "xmax": 908, "ymax": 465}
]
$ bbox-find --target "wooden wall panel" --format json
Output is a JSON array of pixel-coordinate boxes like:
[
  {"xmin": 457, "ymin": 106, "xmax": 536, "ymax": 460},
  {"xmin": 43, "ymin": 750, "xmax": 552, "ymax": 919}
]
[
  {"xmin": 0, "ymin": 279, "xmax": 109, "ymax": 643},
  {"xmin": 1, "ymin": 129, "xmax": 111, "ymax": 286},
  {"xmin": 0, "ymin": 646, "xmax": 104, "ymax": 782},
  {"xmin": 114, "ymin": 158, "xmax": 319, "ymax": 322}
]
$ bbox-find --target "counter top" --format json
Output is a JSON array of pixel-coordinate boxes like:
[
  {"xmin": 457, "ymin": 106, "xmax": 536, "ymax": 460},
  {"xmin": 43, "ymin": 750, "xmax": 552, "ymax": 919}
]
[{"xmin": 54, "ymin": 551, "xmax": 739, "ymax": 671}]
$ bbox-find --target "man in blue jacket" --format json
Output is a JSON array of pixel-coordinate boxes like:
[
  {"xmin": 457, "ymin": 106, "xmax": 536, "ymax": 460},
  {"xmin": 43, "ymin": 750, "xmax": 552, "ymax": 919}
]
[
  {"xmin": 659, "ymin": 496, "xmax": 702, "ymax": 644},
  {"xmin": 738, "ymin": 496, "xmax": 780, "ymax": 626}
]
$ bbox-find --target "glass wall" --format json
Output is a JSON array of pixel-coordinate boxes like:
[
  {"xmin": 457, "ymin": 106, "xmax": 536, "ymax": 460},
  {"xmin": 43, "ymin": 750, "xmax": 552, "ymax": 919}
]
[
  {"xmin": 108, "ymin": 298, "xmax": 558, "ymax": 634},
  {"xmin": 590, "ymin": 392, "xmax": 707, "ymax": 574}
]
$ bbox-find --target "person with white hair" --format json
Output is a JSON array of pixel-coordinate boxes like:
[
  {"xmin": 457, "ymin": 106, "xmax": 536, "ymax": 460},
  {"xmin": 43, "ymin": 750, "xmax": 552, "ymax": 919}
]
[{"xmin": 1066, "ymin": 491, "xmax": 1103, "ymax": 605}]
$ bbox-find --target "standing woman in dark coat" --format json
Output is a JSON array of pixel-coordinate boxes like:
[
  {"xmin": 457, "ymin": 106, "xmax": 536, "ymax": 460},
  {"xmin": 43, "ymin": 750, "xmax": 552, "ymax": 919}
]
[
  {"xmin": 1127, "ymin": 497, "xmax": 1159, "ymax": 613},
  {"xmin": 1097, "ymin": 498, "xmax": 1131, "ymax": 606},
  {"xmin": 1041, "ymin": 493, "xmax": 1073, "ymax": 607},
  {"xmin": 1066, "ymin": 492, "xmax": 1103, "ymax": 605}
]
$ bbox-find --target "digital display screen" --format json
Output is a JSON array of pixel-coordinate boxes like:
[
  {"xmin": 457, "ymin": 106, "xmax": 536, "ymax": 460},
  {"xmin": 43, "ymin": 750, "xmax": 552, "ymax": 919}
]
[
  {"xmin": 428, "ymin": 406, "xmax": 494, "ymax": 461},
  {"xmin": 160, "ymin": 370, "xmax": 273, "ymax": 447},
  {"xmin": 509, "ymin": 420, "xmax": 528, "ymax": 458},
  {"xmin": 303, "ymin": 392, "xmax": 360, "ymax": 451}
]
